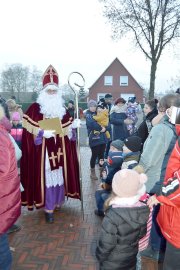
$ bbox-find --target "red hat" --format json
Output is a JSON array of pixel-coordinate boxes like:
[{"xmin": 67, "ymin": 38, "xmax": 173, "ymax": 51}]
[
  {"xmin": 114, "ymin": 97, "xmax": 126, "ymax": 105},
  {"xmin": 42, "ymin": 65, "xmax": 59, "ymax": 87}
]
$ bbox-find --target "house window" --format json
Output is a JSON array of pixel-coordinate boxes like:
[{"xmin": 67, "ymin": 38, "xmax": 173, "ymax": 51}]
[
  {"xmin": 120, "ymin": 76, "xmax": 128, "ymax": 86},
  {"xmin": 104, "ymin": 76, "xmax": 113, "ymax": 86},
  {"xmin": 121, "ymin": 93, "xmax": 135, "ymax": 102},
  {"xmin": 97, "ymin": 93, "xmax": 106, "ymax": 101}
]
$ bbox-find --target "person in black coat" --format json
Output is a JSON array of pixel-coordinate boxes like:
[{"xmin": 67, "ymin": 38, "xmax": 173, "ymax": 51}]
[
  {"xmin": 96, "ymin": 169, "xmax": 150, "ymax": 270},
  {"xmin": 133, "ymin": 99, "xmax": 158, "ymax": 147}
]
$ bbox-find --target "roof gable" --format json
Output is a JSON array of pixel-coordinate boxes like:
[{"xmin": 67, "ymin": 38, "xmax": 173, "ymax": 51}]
[{"xmin": 89, "ymin": 57, "xmax": 143, "ymax": 90}]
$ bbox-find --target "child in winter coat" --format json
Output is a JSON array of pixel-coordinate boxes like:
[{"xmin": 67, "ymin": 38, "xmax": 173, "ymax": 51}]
[
  {"xmin": 93, "ymin": 100, "xmax": 110, "ymax": 139},
  {"xmin": 122, "ymin": 135, "xmax": 142, "ymax": 169},
  {"xmin": 94, "ymin": 136, "xmax": 142, "ymax": 217},
  {"xmin": 94, "ymin": 140, "xmax": 124, "ymax": 216},
  {"xmin": 6, "ymin": 98, "xmax": 23, "ymax": 121},
  {"xmin": 96, "ymin": 169, "xmax": 150, "ymax": 270},
  {"xmin": 100, "ymin": 139, "xmax": 124, "ymax": 188},
  {"xmin": 125, "ymin": 97, "xmax": 139, "ymax": 135}
]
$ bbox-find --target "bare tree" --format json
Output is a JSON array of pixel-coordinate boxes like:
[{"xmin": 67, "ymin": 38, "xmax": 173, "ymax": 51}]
[
  {"xmin": 100, "ymin": 0, "xmax": 180, "ymax": 98},
  {"xmin": 1, "ymin": 64, "xmax": 29, "ymax": 101},
  {"xmin": 29, "ymin": 66, "xmax": 42, "ymax": 92},
  {"xmin": 60, "ymin": 84, "xmax": 75, "ymax": 102},
  {"xmin": 169, "ymin": 73, "xmax": 180, "ymax": 91},
  {"xmin": 1, "ymin": 64, "xmax": 42, "ymax": 102}
]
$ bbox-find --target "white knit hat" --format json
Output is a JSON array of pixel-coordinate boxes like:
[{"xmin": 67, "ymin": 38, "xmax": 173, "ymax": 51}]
[{"xmin": 112, "ymin": 169, "xmax": 147, "ymax": 198}]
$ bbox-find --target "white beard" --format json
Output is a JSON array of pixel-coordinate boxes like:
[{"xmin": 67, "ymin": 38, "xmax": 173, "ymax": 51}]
[{"xmin": 37, "ymin": 90, "xmax": 66, "ymax": 119}]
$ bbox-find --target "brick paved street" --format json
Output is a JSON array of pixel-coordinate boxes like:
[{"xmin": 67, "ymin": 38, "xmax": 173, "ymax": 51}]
[
  {"xmin": 8, "ymin": 124, "xmax": 145, "ymax": 270},
  {"xmin": 9, "ymin": 146, "xmax": 102, "ymax": 270}
]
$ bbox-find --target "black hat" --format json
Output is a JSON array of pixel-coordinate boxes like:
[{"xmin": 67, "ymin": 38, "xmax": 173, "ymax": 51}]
[
  {"xmin": 124, "ymin": 136, "xmax": 142, "ymax": 152},
  {"xmin": 105, "ymin": 93, "xmax": 113, "ymax": 99},
  {"xmin": 68, "ymin": 100, "xmax": 74, "ymax": 105},
  {"xmin": 111, "ymin": 140, "xmax": 124, "ymax": 151},
  {"xmin": 128, "ymin": 97, "xmax": 136, "ymax": 103},
  {"xmin": 97, "ymin": 99, "xmax": 108, "ymax": 109}
]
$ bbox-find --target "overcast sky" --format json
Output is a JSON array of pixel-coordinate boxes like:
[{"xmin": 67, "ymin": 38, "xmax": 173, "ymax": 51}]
[{"xmin": 0, "ymin": 0, "xmax": 179, "ymax": 92}]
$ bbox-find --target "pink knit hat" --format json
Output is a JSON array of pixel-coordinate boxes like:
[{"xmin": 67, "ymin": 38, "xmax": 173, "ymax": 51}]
[
  {"xmin": 12, "ymin": 112, "xmax": 20, "ymax": 121},
  {"xmin": 112, "ymin": 169, "xmax": 147, "ymax": 198}
]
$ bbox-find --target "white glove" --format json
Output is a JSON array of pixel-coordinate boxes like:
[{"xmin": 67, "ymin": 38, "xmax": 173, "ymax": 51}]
[
  {"xmin": 72, "ymin": 118, "xmax": 81, "ymax": 128},
  {"xmin": 43, "ymin": 130, "xmax": 56, "ymax": 139}
]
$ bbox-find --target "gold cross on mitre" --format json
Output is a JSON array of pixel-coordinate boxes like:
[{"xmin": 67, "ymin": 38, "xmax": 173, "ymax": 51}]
[
  {"xmin": 57, "ymin": 147, "xmax": 63, "ymax": 162},
  {"xmin": 49, "ymin": 152, "xmax": 57, "ymax": 167},
  {"xmin": 48, "ymin": 67, "xmax": 54, "ymax": 83}
]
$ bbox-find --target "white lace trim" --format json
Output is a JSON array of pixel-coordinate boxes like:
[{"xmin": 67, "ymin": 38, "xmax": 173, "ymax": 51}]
[
  {"xmin": 45, "ymin": 150, "xmax": 64, "ymax": 188},
  {"xmin": 68, "ymin": 125, "xmax": 72, "ymax": 139}
]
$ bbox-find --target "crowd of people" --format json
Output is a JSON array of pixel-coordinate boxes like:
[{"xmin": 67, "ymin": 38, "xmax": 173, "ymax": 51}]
[
  {"xmin": 85, "ymin": 92, "xmax": 180, "ymax": 270},
  {"xmin": 0, "ymin": 72, "xmax": 180, "ymax": 269}
]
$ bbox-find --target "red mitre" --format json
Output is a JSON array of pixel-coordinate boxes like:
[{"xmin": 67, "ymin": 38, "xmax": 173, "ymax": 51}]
[{"xmin": 42, "ymin": 65, "xmax": 59, "ymax": 87}]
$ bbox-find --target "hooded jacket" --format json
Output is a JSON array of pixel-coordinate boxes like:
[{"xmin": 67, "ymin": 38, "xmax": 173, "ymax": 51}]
[
  {"xmin": 139, "ymin": 115, "xmax": 176, "ymax": 193},
  {"xmin": 96, "ymin": 205, "xmax": 149, "ymax": 270},
  {"xmin": 157, "ymin": 125, "xmax": 180, "ymax": 248}
]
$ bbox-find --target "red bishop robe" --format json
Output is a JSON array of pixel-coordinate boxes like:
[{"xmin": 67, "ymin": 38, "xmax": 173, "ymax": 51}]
[{"xmin": 21, "ymin": 103, "xmax": 81, "ymax": 210}]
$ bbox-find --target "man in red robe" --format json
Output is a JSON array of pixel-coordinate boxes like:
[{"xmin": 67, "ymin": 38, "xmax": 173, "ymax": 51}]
[{"xmin": 21, "ymin": 65, "xmax": 81, "ymax": 223}]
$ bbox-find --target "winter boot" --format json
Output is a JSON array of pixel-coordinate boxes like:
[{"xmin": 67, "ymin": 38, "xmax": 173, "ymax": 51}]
[
  {"xmin": 90, "ymin": 168, "xmax": 98, "ymax": 180},
  {"xmin": 45, "ymin": 212, "xmax": 54, "ymax": 223}
]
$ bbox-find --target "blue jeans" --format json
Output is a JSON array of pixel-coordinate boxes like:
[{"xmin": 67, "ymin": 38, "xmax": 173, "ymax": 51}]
[
  {"xmin": 150, "ymin": 205, "xmax": 166, "ymax": 252},
  {"xmin": 0, "ymin": 233, "xmax": 12, "ymax": 270},
  {"xmin": 95, "ymin": 189, "xmax": 111, "ymax": 212}
]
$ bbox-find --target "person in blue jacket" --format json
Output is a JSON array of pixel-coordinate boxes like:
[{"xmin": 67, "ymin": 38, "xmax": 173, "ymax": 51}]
[
  {"xmin": 86, "ymin": 99, "xmax": 111, "ymax": 180},
  {"xmin": 110, "ymin": 97, "xmax": 129, "ymax": 141}
]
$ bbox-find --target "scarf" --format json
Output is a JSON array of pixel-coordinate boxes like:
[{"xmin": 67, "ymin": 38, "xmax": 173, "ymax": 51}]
[{"xmin": 110, "ymin": 104, "xmax": 127, "ymax": 114}]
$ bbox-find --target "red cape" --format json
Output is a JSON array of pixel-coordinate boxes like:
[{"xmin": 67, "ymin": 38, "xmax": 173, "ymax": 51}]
[{"xmin": 21, "ymin": 103, "xmax": 81, "ymax": 210}]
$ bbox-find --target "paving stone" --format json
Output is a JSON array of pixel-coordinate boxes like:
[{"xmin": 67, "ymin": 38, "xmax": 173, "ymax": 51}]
[
  {"xmin": 9, "ymin": 147, "xmax": 101, "ymax": 270},
  {"xmin": 9, "ymin": 145, "xmax": 143, "ymax": 269}
]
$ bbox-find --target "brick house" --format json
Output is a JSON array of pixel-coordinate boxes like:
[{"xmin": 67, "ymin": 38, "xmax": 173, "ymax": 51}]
[{"xmin": 88, "ymin": 58, "xmax": 144, "ymax": 102}]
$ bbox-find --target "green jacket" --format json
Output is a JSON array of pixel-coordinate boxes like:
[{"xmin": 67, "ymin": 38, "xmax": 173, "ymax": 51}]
[{"xmin": 139, "ymin": 115, "xmax": 175, "ymax": 193}]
